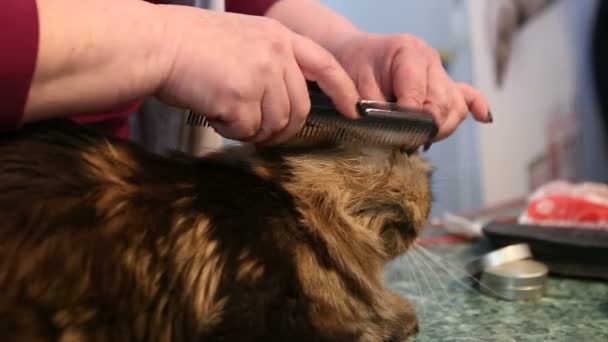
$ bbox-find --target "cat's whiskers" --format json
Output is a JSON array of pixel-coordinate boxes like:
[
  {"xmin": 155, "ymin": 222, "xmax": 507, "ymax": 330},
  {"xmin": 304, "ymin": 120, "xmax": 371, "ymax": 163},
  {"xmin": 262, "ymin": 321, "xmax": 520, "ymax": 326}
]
[
  {"xmin": 412, "ymin": 244, "xmax": 477, "ymax": 290},
  {"xmin": 414, "ymin": 248, "xmax": 479, "ymax": 331},
  {"xmin": 409, "ymin": 253, "xmax": 428, "ymax": 302},
  {"xmin": 412, "ymin": 244, "xmax": 504, "ymax": 298},
  {"xmin": 402, "ymin": 253, "xmax": 429, "ymax": 323},
  {"xmin": 409, "ymin": 247, "xmax": 463, "ymax": 320},
  {"xmin": 410, "ymin": 247, "xmax": 456, "ymax": 305},
  {"xmin": 405, "ymin": 249, "xmax": 443, "ymax": 317},
  {"xmin": 406, "ymin": 250, "xmax": 437, "ymax": 299}
]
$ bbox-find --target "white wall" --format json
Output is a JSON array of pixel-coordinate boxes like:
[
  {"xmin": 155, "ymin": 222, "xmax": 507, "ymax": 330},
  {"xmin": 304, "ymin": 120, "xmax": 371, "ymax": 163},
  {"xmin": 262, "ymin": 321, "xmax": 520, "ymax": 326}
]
[{"xmin": 467, "ymin": 0, "xmax": 607, "ymax": 205}]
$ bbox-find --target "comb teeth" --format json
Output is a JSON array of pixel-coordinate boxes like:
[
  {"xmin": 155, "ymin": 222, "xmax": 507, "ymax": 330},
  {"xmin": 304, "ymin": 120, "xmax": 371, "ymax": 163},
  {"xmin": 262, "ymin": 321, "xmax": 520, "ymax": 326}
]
[
  {"xmin": 288, "ymin": 98, "xmax": 438, "ymax": 151},
  {"xmin": 185, "ymin": 110, "xmax": 211, "ymax": 127},
  {"xmin": 182, "ymin": 83, "xmax": 438, "ymax": 151},
  {"xmin": 288, "ymin": 82, "xmax": 438, "ymax": 151}
]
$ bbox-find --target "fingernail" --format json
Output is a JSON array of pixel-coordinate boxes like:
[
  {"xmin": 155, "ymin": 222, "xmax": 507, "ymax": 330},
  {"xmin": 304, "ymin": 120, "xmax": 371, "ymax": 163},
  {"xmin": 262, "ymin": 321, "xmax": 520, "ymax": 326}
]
[
  {"xmin": 353, "ymin": 100, "xmax": 363, "ymax": 118},
  {"xmin": 488, "ymin": 110, "xmax": 494, "ymax": 123}
]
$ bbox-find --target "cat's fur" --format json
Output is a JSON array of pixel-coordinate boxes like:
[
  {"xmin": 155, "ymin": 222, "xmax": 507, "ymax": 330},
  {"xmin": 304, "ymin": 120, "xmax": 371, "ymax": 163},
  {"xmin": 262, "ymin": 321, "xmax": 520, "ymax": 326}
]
[{"xmin": 0, "ymin": 119, "xmax": 433, "ymax": 341}]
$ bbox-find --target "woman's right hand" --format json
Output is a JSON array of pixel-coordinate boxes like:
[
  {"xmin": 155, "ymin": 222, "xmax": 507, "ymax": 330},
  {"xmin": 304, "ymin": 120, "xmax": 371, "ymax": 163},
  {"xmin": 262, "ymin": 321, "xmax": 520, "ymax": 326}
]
[{"xmin": 155, "ymin": 5, "xmax": 360, "ymax": 144}]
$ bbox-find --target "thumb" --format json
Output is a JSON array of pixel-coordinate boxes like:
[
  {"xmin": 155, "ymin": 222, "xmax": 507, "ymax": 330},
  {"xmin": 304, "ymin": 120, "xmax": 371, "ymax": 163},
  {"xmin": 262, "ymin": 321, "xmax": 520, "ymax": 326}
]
[{"xmin": 291, "ymin": 34, "xmax": 360, "ymax": 119}]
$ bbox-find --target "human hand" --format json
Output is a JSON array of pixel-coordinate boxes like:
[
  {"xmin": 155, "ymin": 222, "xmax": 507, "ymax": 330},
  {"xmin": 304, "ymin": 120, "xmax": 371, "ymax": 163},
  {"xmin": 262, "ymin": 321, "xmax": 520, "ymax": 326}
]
[
  {"xmin": 155, "ymin": 5, "xmax": 360, "ymax": 144},
  {"xmin": 329, "ymin": 32, "xmax": 491, "ymax": 141}
]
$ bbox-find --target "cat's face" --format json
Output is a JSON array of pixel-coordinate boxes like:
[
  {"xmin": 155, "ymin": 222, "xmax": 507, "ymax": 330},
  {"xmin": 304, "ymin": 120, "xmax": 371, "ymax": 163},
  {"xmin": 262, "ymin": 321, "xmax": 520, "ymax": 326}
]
[
  {"xmin": 251, "ymin": 143, "xmax": 433, "ymax": 261},
  {"xmin": 353, "ymin": 148, "xmax": 432, "ymax": 258},
  {"xmin": 333, "ymin": 146, "xmax": 433, "ymax": 259}
]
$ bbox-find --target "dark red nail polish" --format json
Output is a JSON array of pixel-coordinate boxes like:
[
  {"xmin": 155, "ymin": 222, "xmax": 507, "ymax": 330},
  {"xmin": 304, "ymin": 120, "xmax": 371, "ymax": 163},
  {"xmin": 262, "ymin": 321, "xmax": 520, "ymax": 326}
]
[{"xmin": 488, "ymin": 111, "xmax": 494, "ymax": 123}]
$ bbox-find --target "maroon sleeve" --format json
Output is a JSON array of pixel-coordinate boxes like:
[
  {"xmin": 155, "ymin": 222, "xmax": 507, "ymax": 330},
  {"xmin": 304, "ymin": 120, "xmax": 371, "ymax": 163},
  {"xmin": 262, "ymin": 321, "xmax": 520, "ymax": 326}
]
[
  {"xmin": 225, "ymin": 0, "xmax": 279, "ymax": 16},
  {"xmin": 0, "ymin": 0, "xmax": 39, "ymax": 130}
]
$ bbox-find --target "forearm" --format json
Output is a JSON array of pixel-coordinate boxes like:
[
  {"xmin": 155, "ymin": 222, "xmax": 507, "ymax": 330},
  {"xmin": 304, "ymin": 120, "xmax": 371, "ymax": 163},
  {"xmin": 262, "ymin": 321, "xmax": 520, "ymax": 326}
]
[
  {"xmin": 265, "ymin": 0, "xmax": 362, "ymax": 55},
  {"xmin": 24, "ymin": 0, "xmax": 171, "ymax": 122}
]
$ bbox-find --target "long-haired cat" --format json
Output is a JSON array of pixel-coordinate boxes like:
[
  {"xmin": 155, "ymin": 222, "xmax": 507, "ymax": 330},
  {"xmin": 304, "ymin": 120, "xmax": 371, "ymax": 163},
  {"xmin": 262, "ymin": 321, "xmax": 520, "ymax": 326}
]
[{"xmin": 0, "ymin": 118, "xmax": 433, "ymax": 341}]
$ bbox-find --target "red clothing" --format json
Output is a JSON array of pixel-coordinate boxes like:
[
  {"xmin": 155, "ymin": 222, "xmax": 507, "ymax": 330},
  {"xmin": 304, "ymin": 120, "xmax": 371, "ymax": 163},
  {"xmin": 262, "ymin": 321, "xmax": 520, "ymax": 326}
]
[
  {"xmin": 0, "ymin": 0, "xmax": 39, "ymax": 131},
  {"xmin": 0, "ymin": 0, "xmax": 278, "ymax": 138}
]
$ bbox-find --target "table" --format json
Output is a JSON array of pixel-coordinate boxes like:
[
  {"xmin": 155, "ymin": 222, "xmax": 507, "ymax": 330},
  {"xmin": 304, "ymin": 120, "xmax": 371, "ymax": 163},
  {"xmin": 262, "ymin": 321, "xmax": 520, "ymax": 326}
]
[{"xmin": 385, "ymin": 240, "xmax": 608, "ymax": 341}]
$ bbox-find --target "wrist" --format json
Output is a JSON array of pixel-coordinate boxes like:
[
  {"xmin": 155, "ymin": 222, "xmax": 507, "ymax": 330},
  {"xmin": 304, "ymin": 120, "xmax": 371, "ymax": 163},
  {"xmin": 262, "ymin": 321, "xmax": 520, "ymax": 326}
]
[
  {"xmin": 25, "ymin": 0, "xmax": 172, "ymax": 120},
  {"xmin": 265, "ymin": 0, "xmax": 362, "ymax": 55},
  {"xmin": 319, "ymin": 29, "xmax": 372, "ymax": 61},
  {"xmin": 146, "ymin": 4, "xmax": 184, "ymax": 98}
]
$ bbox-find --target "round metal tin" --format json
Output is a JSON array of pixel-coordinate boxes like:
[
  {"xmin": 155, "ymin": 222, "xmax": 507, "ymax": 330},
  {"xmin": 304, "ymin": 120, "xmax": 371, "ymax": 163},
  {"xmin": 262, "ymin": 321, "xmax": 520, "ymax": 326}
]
[
  {"xmin": 479, "ymin": 259, "xmax": 548, "ymax": 301},
  {"xmin": 465, "ymin": 243, "xmax": 532, "ymax": 276}
]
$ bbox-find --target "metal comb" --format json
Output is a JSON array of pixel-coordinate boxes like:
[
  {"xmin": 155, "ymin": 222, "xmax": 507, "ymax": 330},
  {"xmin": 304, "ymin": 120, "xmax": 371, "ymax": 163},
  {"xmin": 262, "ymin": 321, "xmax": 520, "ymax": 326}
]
[
  {"xmin": 180, "ymin": 82, "xmax": 438, "ymax": 154},
  {"xmin": 284, "ymin": 82, "xmax": 438, "ymax": 152}
]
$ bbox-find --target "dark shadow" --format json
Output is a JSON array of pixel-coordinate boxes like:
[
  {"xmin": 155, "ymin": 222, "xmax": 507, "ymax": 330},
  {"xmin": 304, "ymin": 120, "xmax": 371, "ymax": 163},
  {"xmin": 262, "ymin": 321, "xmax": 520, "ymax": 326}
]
[{"xmin": 599, "ymin": 302, "xmax": 608, "ymax": 318}]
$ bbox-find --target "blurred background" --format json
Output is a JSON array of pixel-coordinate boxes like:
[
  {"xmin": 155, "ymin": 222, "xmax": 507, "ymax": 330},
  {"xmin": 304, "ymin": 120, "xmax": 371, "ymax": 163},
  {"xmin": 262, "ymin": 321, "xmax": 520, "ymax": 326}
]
[
  {"xmin": 320, "ymin": 0, "xmax": 608, "ymax": 218},
  {"xmin": 132, "ymin": 0, "xmax": 608, "ymax": 220}
]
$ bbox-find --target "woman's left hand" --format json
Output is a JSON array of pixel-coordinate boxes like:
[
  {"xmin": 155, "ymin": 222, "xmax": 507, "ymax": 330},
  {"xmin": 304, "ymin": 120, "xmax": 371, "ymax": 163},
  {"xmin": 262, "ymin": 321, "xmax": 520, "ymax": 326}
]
[{"xmin": 329, "ymin": 32, "xmax": 492, "ymax": 141}]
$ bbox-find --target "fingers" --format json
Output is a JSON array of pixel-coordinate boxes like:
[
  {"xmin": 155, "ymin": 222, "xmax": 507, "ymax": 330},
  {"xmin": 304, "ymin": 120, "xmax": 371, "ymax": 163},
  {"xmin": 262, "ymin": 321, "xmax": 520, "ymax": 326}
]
[
  {"xmin": 424, "ymin": 61, "xmax": 469, "ymax": 140},
  {"xmin": 261, "ymin": 57, "xmax": 311, "ymax": 145},
  {"xmin": 210, "ymin": 103, "xmax": 262, "ymax": 141},
  {"xmin": 393, "ymin": 45, "xmax": 465, "ymax": 141},
  {"xmin": 357, "ymin": 67, "xmax": 387, "ymax": 101},
  {"xmin": 422, "ymin": 62, "xmax": 451, "ymax": 122},
  {"xmin": 392, "ymin": 47, "xmax": 429, "ymax": 110},
  {"xmin": 252, "ymin": 81, "xmax": 290, "ymax": 143},
  {"xmin": 434, "ymin": 109, "xmax": 466, "ymax": 142},
  {"xmin": 458, "ymin": 83, "xmax": 492, "ymax": 123},
  {"xmin": 390, "ymin": 42, "xmax": 491, "ymax": 141},
  {"xmin": 225, "ymin": 32, "xmax": 360, "ymax": 144},
  {"xmin": 291, "ymin": 34, "xmax": 360, "ymax": 119}
]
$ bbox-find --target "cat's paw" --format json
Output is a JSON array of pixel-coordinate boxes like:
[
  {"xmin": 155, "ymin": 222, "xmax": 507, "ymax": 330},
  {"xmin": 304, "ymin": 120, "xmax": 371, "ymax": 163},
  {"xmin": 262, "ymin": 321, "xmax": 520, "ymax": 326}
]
[{"xmin": 384, "ymin": 292, "xmax": 420, "ymax": 341}]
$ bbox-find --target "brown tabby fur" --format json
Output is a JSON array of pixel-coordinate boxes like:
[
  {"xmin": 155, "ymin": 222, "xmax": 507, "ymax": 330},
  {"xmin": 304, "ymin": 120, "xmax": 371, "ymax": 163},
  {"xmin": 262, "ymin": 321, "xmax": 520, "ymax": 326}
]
[{"xmin": 0, "ymin": 119, "xmax": 433, "ymax": 341}]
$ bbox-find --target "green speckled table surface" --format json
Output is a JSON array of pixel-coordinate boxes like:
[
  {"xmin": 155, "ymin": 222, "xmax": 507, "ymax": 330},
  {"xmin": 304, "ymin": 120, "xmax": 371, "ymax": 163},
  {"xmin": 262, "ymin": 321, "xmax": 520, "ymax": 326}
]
[{"xmin": 385, "ymin": 241, "xmax": 608, "ymax": 342}]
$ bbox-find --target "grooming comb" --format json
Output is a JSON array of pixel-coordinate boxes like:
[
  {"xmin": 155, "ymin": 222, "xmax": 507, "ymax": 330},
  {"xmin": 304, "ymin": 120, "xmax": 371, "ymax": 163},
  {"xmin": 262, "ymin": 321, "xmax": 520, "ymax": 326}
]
[
  {"xmin": 180, "ymin": 82, "xmax": 438, "ymax": 154},
  {"xmin": 285, "ymin": 82, "xmax": 438, "ymax": 152}
]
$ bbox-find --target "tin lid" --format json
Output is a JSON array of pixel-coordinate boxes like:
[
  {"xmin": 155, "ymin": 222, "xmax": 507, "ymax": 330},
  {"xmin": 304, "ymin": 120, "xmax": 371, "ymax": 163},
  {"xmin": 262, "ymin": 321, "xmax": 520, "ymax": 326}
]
[
  {"xmin": 465, "ymin": 243, "xmax": 532, "ymax": 276},
  {"xmin": 478, "ymin": 259, "xmax": 548, "ymax": 301}
]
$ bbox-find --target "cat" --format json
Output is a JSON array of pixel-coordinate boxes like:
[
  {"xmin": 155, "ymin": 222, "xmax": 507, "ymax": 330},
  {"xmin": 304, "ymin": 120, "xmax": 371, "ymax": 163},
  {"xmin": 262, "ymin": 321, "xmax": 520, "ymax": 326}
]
[{"xmin": 0, "ymin": 118, "xmax": 433, "ymax": 341}]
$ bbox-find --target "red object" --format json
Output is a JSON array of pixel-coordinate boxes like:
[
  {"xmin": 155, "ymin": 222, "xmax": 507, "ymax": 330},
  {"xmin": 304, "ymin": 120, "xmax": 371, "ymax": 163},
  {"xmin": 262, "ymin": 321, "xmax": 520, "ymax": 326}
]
[
  {"xmin": 519, "ymin": 181, "xmax": 608, "ymax": 229},
  {"xmin": 525, "ymin": 195, "xmax": 608, "ymax": 226},
  {"xmin": 69, "ymin": 100, "xmax": 145, "ymax": 140},
  {"xmin": 0, "ymin": 0, "xmax": 278, "ymax": 138}
]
